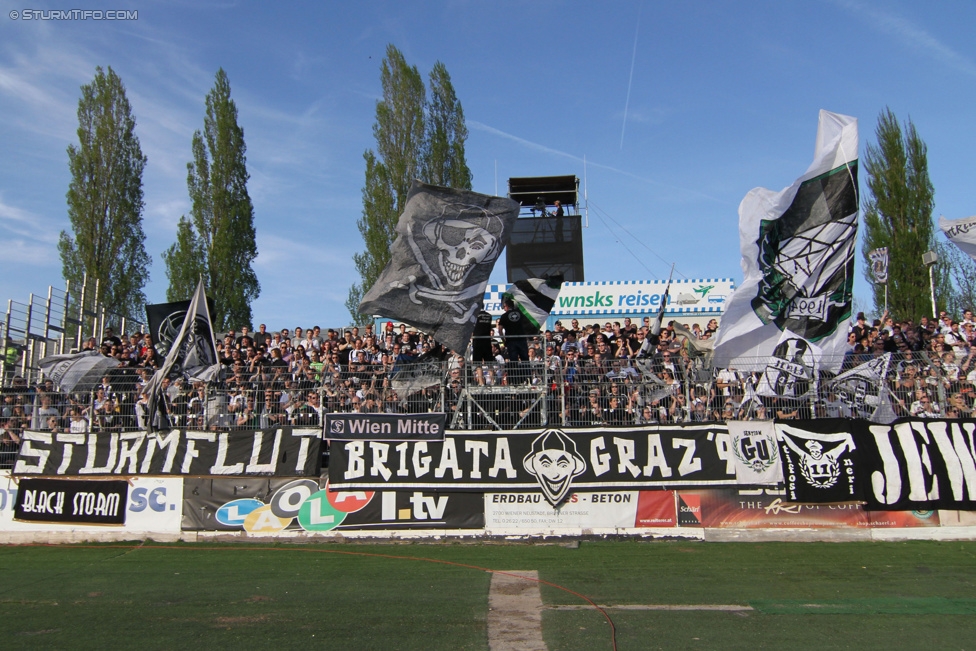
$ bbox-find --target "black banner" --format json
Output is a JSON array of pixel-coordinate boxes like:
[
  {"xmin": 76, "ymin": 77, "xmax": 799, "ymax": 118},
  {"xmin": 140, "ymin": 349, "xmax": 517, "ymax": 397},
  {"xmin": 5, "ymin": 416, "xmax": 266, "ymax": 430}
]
[
  {"xmin": 145, "ymin": 298, "xmax": 215, "ymax": 361},
  {"xmin": 181, "ymin": 477, "xmax": 483, "ymax": 532},
  {"xmin": 776, "ymin": 420, "xmax": 860, "ymax": 503},
  {"xmin": 855, "ymin": 419, "xmax": 976, "ymax": 511},
  {"xmin": 325, "ymin": 413, "xmax": 446, "ymax": 441},
  {"xmin": 13, "ymin": 428, "xmax": 321, "ymax": 477},
  {"xmin": 14, "ymin": 478, "xmax": 128, "ymax": 524},
  {"xmin": 329, "ymin": 424, "xmax": 738, "ymax": 507}
]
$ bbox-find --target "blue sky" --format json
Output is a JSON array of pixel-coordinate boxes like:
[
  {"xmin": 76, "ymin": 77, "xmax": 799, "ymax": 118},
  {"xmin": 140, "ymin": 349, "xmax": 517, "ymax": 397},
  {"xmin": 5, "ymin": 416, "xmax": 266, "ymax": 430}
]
[{"xmin": 2, "ymin": 1, "xmax": 975, "ymax": 330}]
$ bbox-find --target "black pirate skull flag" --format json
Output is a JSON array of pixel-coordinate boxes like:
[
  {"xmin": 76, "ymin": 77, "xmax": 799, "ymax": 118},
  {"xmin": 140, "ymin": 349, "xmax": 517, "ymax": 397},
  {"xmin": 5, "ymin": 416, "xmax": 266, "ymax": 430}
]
[{"xmin": 359, "ymin": 181, "xmax": 519, "ymax": 354}]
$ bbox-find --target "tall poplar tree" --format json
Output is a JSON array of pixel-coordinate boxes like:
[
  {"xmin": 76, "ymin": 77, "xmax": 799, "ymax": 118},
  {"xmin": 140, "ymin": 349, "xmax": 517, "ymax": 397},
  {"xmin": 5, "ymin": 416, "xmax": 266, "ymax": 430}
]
[
  {"xmin": 59, "ymin": 66, "xmax": 150, "ymax": 320},
  {"xmin": 163, "ymin": 68, "xmax": 259, "ymax": 331},
  {"xmin": 346, "ymin": 46, "xmax": 471, "ymax": 322},
  {"xmin": 861, "ymin": 109, "xmax": 948, "ymax": 321},
  {"xmin": 424, "ymin": 61, "xmax": 472, "ymax": 190}
]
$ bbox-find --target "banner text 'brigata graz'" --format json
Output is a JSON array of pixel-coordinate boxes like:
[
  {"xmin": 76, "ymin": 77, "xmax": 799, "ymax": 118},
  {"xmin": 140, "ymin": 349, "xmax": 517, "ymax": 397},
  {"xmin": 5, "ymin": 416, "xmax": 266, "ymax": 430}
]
[{"xmin": 329, "ymin": 425, "xmax": 739, "ymax": 494}]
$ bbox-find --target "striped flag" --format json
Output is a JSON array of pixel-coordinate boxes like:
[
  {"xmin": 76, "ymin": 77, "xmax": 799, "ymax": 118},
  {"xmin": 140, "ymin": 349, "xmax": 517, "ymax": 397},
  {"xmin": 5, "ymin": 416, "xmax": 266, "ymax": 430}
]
[
  {"xmin": 504, "ymin": 276, "xmax": 562, "ymax": 333},
  {"xmin": 868, "ymin": 247, "xmax": 889, "ymax": 284}
]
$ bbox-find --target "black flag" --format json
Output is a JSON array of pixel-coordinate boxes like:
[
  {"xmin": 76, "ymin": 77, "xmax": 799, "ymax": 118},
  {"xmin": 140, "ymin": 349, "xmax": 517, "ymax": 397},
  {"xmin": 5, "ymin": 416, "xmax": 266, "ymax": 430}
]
[
  {"xmin": 143, "ymin": 280, "xmax": 218, "ymax": 429},
  {"xmin": 359, "ymin": 181, "xmax": 518, "ymax": 354}
]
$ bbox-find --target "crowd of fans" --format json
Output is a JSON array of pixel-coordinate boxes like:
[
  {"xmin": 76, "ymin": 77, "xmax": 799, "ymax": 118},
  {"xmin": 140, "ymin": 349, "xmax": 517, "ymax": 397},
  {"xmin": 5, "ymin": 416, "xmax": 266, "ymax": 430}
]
[{"xmin": 3, "ymin": 306, "xmax": 976, "ymax": 467}]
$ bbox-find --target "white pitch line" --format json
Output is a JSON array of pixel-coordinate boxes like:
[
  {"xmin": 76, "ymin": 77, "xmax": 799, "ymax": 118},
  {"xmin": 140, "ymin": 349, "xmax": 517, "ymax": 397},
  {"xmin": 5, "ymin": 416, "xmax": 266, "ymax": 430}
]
[
  {"xmin": 488, "ymin": 570, "xmax": 547, "ymax": 651},
  {"xmin": 549, "ymin": 604, "xmax": 753, "ymax": 612}
]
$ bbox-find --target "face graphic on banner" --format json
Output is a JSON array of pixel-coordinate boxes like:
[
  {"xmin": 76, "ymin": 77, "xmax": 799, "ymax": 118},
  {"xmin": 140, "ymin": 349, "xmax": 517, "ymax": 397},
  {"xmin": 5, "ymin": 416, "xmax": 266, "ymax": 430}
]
[
  {"xmin": 522, "ymin": 429, "xmax": 587, "ymax": 508},
  {"xmin": 422, "ymin": 214, "xmax": 502, "ymax": 288},
  {"xmin": 781, "ymin": 434, "xmax": 852, "ymax": 492},
  {"xmin": 401, "ymin": 205, "xmax": 506, "ymax": 323},
  {"xmin": 799, "ymin": 440, "xmax": 841, "ymax": 488}
]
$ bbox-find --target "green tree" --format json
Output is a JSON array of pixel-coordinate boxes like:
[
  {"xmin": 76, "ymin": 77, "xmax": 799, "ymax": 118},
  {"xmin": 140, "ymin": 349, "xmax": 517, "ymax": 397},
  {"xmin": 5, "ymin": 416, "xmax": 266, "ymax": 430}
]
[
  {"xmin": 861, "ymin": 108, "xmax": 949, "ymax": 321},
  {"xmin": 346, "ymin": 45, "xmax": 427, "ymax": 323},
  {"xmin": 59, "ymin": 66, "xmax": 150, "ymax": 320},
  {"xmin": 163, "ymin": 68, "xmax": 259, "ymax": 331},
  {"xmin": 936, "ymin": 239, "xmax": 976, "ymax": 316},
  {"xmin": 346, "ymin": 46, "xmax": 471, "ymax": 323},
  {"xmin": 423, "ymin": 61, "xmax": 472, "ymax": 190}
]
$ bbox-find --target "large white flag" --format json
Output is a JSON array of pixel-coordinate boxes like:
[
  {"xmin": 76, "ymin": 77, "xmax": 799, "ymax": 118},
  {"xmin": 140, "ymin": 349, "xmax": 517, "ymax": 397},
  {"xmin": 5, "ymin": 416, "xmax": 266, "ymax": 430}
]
[
  {"xmin": 38, "ymin": 351, "xmax": 119, "ymax": 393},
  {"xmin": 940, "ymin": 215, "xmax": 976, "ymax": 262},
  {"xmin": 713, "ymin": 110, "xmax": 858, "ymax": 374}
]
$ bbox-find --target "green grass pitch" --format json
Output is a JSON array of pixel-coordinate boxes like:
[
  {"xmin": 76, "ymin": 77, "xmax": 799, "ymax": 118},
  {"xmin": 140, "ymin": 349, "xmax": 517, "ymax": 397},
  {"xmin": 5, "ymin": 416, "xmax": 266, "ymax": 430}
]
[{"xmin": 0, "ymin": 540, "xmax": 974, "ymax": 650}]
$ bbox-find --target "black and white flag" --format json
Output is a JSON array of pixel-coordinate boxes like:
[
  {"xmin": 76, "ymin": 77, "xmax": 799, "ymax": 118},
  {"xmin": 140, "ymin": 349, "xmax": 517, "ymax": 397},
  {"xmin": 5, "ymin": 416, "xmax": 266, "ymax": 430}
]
[
  {"xmin": 359, "ymin": 181, "xmax": 518, "ymax": 354},
  {"xmin": 868, "ymin": 247, "xmax": 889, "ymax": 284},
  {"xmin": 390, "ymin": 346, "xmax": 449, "ymax": 401},
  {"xmin": 827, "ymin": 352, "xmax": 896, "ymax": 423},
  {"xmin": 143, "ymin": 279, "xmax": 218, "ymax": 429},
  {"xmin": 713, "ymin": 110, "xmax": 858, "ymax": 374},
  {"xmin": 777, "ymin": 421, "xmax": 860, "ymax": 503},
  {"xmin": 940, "ymin": 215, "xmax": 976, "ymax": 262},
  {"xmin": 38, "ymin": 351, "xmax": 119, "ymax": 393},
  {"xmin": 505, "ymin": 276, "xmax": 562, "ymax": 333},
  {"xmin": 145, "ymin": 296, "xmax": 214, "ymax": 361}
]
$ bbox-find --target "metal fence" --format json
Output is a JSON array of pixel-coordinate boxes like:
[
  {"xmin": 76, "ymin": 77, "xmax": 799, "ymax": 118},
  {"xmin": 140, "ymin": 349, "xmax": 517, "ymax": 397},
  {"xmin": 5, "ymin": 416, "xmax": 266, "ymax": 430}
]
[
  {"xmin": 3, "ymin": 345, "xmax": 974, "ymax": 470},
  {"xmin": 1, "ymin": 276, "xmax": 145, "ymax": 388}
]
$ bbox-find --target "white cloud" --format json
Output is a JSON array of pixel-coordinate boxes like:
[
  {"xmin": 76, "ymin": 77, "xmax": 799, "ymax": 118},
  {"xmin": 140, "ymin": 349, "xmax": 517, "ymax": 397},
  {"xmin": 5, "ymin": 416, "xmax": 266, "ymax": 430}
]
[
  {"xmin": 0, "ymin": 238, "xmax": 60, "ymax": 266},
  {"xmin": 834, "ymin": 0, "xmax": 976, "ymax": 78},
  {"xmin": 468, "ymin": 119, "xmax": 726, "ymax": 204},
  {"xmin": 0, "ymin": 196, "xmax": 62, "ymax": 245}
]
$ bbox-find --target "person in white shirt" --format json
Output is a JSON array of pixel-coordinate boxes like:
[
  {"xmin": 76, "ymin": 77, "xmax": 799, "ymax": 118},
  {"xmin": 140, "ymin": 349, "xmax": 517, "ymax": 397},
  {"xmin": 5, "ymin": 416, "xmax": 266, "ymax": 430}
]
[
  {"xmin": 909, "ymin": 390, "xmax": 941, "ymax": 418},
  {"xmin": 69, "ymin": 407, "xmax": 89, "ymax": 433}
]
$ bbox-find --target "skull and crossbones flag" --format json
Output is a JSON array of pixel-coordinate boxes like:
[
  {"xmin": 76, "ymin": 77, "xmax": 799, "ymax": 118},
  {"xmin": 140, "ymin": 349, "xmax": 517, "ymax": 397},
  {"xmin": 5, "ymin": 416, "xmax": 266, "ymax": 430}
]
[
  {"xmin": 359, "ymin": 181, "xmax": 519, "ymax": 354},
  {"xmin": 713, "ymin": 110, "xmax": 858, "ymax": 374}
]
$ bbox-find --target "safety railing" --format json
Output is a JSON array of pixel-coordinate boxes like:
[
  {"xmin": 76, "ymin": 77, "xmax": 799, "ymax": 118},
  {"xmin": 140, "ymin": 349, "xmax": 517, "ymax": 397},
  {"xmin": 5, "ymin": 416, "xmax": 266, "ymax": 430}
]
[{"xmin": 2, "ymin": 344, "xmax": 973, "ymax": 467}]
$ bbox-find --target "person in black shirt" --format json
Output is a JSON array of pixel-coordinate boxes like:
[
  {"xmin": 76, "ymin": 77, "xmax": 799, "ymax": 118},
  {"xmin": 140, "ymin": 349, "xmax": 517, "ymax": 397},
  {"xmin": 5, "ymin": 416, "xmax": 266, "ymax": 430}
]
[
  {"xmin": 472, "ymin": 306, "xmax": 494, "ymax": 363},
  {"xmin": 499, "ymin": 297, "xmax": 529, "ymax": 383}
]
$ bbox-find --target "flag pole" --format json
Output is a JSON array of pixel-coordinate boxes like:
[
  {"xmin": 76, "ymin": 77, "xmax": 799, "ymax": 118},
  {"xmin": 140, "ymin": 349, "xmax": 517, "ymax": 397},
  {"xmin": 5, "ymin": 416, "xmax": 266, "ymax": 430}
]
[{"xmin": 647, "ymin": 264, "xmax": 675, "ymax": 344}]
